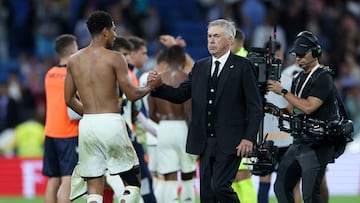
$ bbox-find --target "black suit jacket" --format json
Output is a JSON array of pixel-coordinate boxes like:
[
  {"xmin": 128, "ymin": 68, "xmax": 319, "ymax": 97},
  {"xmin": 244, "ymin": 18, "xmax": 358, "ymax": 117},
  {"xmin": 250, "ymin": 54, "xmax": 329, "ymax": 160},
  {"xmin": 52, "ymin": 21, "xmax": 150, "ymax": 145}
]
[{"xmin": 151, "ymin": 53, "xmax": 263, "ymax": 155}]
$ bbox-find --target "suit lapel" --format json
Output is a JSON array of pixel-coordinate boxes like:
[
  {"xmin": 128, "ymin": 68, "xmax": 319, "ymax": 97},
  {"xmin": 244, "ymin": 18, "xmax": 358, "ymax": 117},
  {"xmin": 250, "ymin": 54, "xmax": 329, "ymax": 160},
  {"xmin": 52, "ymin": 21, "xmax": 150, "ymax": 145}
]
[{"xmin": 215, "ymin": 54, "xmax": 236, "ymax": 104}]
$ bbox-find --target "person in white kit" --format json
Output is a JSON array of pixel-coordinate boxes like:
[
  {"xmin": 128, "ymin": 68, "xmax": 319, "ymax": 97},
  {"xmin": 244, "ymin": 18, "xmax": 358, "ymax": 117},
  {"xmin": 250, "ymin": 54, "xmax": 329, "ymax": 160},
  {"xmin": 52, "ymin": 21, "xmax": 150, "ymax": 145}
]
[
  {"xmin": 148, "ymin": 45, "xmax": 197, "ymax": 203},
  {"xmin": 138, "ymin": 35, "xmax": 195, "ymax": 196}
]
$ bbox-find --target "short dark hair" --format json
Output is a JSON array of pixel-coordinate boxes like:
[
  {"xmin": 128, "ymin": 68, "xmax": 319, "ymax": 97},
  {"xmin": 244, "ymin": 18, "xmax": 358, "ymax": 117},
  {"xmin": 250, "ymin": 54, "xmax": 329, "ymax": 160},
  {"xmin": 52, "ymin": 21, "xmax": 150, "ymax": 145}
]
[
  {"xmin": 235, "ymin": 28, "xmax": 245, "ymax": 43},
  {"xmin": 113, "ymin": 36, "xmax": 133, "ymax": 52},
  {"xmin": 55, "ymin": 34, "xmax": 77, "ymax": 57},
  {"xmin": 167, "ymin": 45, "xmax": 185, "ymax": 66},
  {"xmin": 127, "ymin": 36, "xmax": 147, "ymax": 52},
  {"xmin": 86, "ymin": 11, "xmax": 113, "ymax": 36},
  {"xmin": 156, "ymin": 48, "xmax": 168, "ymax": 64}
]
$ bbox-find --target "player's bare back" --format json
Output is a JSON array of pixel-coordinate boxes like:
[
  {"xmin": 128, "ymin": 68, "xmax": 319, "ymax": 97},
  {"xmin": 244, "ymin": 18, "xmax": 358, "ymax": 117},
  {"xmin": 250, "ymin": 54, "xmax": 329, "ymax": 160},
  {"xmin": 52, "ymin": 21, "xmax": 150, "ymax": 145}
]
[{"xmin": 67, "ymin": 47, "xmax": 126, "ymax": 114}]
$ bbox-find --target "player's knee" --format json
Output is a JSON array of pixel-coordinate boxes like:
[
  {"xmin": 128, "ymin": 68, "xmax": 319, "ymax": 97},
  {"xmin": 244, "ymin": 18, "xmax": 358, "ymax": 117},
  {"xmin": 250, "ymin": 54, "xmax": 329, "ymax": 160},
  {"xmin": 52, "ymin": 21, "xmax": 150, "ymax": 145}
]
[
  {"xmin": 121, "ymin": 167, "xmax": 141, "ymax": 188},
  {"xmin": 164, "ymin": 172, "xmax": 178, "ymax": 180},
  {"xmin": 120, "ymin": 186, "xmax": 140, "ymax": 203},
  {"xmin": 181, "ymin": 171, "xmax": 195, "ymax": 180},
  {"xmin": 87, "ymin": 194, "xmax": 103, "ymax": 203}
]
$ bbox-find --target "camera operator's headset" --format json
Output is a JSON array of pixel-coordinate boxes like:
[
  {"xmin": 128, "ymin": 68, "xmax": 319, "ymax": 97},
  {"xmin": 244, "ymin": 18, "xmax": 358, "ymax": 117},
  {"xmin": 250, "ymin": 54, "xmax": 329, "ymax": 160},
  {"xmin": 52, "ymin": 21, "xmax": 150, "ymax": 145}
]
[{"xmin": 296, "ymin": 31, "xmax": 322, "ymax": 58}]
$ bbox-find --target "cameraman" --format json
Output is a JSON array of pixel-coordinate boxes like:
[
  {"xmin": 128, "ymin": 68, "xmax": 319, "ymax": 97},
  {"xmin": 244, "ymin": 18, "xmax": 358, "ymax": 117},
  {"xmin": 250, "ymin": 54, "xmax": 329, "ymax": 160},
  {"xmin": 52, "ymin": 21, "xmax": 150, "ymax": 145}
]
[
  {"xmin": 258, "ymin": 41, "xmax": 302, "ymax": 203},
  {"xmin": 267, "ymin": 31, "xmax": 338, "ymax": 203}
]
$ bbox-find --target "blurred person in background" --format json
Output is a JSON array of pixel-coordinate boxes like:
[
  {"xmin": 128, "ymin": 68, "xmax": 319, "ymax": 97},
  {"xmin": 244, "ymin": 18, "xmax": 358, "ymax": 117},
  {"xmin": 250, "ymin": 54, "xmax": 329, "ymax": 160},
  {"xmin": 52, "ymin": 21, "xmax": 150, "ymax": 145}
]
[
  {"xmin": 42, "ymin": 34, "xmax": 79, "ymax": 203},
  {"xmin": 338, "ymin": 52, "xmax": 360, "ymax": 137},
  {"xmin": 341, "ymin": 76, "xmax": 360, "ymax": 139},
  {"xmin": 127, "ymin": 36, "xmax": 149, "ymax": 80},
  {"xmin": 139, "ymin": 35, "xmax": 195, "ymax": 201},
  {"xmin": 0, "ymin": 73, "xmax": 20, "ymax": 157},
  {"xmin": 252, "ymin": 4, "xmax": 287, "ymax": 54},
  {"xmin": 0, "ymin": 80, "xmax": 19, "ymax": 133},
  {"xmin": 73, "ymin": 3, "xmax": 94, "ymax": 48},
  {"xmin": 160, "ymin": 35, "xmax": 195, "ymax": 74},
  {"xmin": 14, "ymin": 107, "xmax": 44, "ymax": 158},
  {"xmin": 149, "ymin": 44, "xmax": 197, "ymax": 203},
  {"xmin": 7, "ymin": 70, "xmax": 23, "ymax": 104}
]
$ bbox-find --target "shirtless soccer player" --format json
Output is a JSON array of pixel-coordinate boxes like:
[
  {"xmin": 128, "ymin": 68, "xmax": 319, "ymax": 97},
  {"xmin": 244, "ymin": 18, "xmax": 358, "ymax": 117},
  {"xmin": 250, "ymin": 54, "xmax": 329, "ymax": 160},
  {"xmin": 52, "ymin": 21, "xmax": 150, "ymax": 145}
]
[
  {"xmin": 64, "ymin": 11, "xmax": 157, "ymax": 203},
  {"xmin": 149, "ymin": 45, "xmax": 197, "ymax": 203}
]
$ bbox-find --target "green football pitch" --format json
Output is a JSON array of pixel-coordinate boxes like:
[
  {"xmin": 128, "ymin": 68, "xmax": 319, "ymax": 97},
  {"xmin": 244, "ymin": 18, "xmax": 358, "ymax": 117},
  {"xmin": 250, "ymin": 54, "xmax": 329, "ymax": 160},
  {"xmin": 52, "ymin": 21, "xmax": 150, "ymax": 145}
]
[{"xmin": 1, "ymin": 196, "xmax": 359, "ymax": 203}]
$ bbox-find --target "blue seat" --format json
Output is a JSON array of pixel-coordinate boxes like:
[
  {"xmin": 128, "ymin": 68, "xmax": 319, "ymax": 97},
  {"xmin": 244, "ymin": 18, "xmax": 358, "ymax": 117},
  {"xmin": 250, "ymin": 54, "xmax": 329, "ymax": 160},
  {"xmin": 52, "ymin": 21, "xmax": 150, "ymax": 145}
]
[
  {"xmin": 172, "ymin": 21, "xmax": 208, "ymax": 55},
  {"xmin": 0, "ymin": 59, "xmax": 19, "ymax": 72},
  {"xmin": 186, "ymin": 46, "xmax": 209, "ymax": 61},
  {"xmin": 148, "ymin": 1, "xmax": 208, "ymax": 60},
  {"xmin": 0, "ymin": 72, "xmax": 8, "ymax": 83}
]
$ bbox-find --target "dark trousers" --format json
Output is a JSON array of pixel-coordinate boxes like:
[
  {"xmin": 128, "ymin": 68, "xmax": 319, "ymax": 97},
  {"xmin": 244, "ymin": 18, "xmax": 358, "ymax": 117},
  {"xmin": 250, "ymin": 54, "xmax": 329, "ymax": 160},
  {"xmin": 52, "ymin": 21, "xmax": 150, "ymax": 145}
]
[
  {"xmin": 199, "ymin": 137, "xmax": 241, "ymax": 203},
  {"xmin": 274, "ymin": 144, "xmax": 327, "ymax": 203}
]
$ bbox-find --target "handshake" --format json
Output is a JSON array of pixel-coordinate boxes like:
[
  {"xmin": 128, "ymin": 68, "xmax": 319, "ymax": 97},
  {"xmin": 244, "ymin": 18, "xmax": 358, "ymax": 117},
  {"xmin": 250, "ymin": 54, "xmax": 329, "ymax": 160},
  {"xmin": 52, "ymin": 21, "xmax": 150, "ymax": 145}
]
[{"xmin": 146, "ymin": 70, "xmax": 163, "ymax": 91}]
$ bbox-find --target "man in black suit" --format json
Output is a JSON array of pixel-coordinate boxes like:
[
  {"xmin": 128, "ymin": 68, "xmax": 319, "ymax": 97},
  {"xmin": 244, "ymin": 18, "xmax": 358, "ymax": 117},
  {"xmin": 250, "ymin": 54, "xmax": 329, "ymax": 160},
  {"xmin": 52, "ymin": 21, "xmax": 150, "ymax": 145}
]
[{"xmin": 148, "ymin": 19, "xmax": 263, "ymax": 203}]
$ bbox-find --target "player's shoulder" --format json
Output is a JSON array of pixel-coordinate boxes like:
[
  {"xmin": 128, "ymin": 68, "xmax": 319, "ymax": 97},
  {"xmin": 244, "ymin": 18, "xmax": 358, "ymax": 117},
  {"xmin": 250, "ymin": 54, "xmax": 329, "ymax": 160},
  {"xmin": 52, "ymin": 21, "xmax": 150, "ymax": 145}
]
[
  {"xmin": 67, "ymin": 49, "xmax": 83, "ymax": 65},
  {"xmin": 106, "ymin": 48, "xmax": 126, "ymax": 62},
  {"xmin": 71, "ymin": 48, "xmax": 85, "ymax": 58}
]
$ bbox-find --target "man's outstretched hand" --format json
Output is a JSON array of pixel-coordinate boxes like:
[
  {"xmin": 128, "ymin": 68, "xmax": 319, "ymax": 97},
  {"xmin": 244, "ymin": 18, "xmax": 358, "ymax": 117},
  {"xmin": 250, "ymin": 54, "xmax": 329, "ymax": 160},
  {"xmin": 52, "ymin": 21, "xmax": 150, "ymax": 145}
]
[{"xmin": 147, "ymin": 70, "xmax": 163, "ymax": 90}]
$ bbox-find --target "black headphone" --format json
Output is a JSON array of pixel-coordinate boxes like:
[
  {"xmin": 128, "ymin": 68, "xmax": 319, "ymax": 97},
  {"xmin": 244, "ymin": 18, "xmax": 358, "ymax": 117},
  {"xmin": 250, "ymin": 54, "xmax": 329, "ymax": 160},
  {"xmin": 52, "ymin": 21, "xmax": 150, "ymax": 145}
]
[{"xmin": 296, "ymin": 31, "xmax": 322, "ymax": 58}]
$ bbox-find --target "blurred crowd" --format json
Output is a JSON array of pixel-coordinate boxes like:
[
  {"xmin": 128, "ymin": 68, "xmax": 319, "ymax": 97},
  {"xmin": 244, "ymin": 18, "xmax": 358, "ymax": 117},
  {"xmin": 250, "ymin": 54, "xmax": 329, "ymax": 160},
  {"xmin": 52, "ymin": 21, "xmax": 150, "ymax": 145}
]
[{"xmin": 1, "ymin": 0, "xmax": 360, "ymax": 157}]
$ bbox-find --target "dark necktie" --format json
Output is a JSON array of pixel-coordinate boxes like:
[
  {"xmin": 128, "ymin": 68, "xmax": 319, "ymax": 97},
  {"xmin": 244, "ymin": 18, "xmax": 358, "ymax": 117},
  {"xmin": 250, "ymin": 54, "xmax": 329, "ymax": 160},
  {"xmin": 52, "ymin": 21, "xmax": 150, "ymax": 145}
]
[{"xmin": 212, "ymin": 61, "xmax": 220, "ymax": 80}]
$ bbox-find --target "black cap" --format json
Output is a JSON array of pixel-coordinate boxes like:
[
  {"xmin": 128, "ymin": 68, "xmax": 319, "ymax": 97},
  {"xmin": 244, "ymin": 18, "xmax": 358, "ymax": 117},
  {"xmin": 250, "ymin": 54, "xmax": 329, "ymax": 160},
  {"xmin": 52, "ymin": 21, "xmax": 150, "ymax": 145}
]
[{"xmin": 289, "ymin": 37, "xmax": 314, "ymax": 55}]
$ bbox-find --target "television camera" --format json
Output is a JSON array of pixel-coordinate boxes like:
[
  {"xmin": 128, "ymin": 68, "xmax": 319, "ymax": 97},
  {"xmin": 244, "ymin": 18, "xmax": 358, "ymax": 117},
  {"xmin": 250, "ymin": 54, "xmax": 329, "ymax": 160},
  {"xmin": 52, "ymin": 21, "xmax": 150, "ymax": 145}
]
[
  {"xmin": 243, "ymin": 28, "xmax": 282, "ymax": 176},
  {"xmin": 247, "ymin": 39, "xmax": 281, "ymax": 95}
]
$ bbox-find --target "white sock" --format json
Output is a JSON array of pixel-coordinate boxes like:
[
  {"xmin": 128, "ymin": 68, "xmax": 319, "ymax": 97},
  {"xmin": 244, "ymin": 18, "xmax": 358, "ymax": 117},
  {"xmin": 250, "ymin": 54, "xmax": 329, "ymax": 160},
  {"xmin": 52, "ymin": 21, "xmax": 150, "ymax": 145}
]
[
  {"xmin": 154, "ymin": 179, "xmax": 164, "ymax": 203},
  {"xmin": 120, "ymin": 186, "xmax": 140, "ymax": 203},
  {"xmin": 87, "ymin": 194, "xmax": 103, "ymax": 203},
  {"xmin": 162, "ymin": 180, "xmax": 178, "ymax": 203},
  {"xmin": 181, "ymin": 179, "xmax": 195, "ymax": 203}
]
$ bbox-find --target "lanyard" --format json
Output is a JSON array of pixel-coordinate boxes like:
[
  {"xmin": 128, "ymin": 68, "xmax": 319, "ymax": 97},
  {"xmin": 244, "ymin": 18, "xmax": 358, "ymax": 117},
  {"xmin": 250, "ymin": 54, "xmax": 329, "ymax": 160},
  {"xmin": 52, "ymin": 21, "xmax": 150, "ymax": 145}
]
[{"xmin": 295, "ymin": 65, "xmax": 320, "ymax": 97}]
